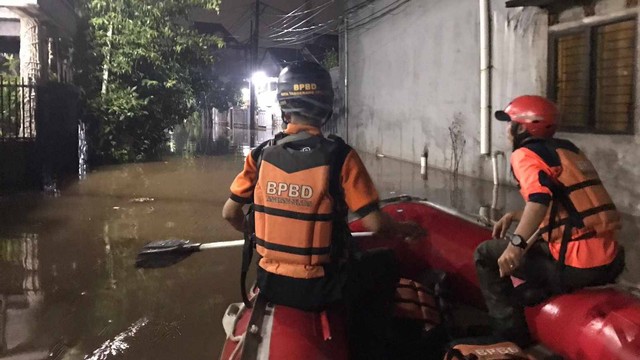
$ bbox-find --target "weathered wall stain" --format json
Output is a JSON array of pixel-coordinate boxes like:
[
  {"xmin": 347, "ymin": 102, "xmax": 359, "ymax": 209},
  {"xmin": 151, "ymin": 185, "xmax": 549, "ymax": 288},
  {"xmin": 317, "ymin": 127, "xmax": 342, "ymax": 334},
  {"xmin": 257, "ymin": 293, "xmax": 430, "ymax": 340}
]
[{"xmin": 449, "ymin": 113, "xmax": 467, "ymax": 178}]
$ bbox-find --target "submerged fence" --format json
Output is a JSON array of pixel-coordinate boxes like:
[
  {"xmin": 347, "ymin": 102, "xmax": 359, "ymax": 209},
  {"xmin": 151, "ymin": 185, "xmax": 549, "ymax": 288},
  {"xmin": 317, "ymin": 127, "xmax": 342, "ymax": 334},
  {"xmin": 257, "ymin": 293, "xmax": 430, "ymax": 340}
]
[
  {"xmin": 0, "ymin": 77, "xmax": 37, "ymax": 140},
  {"xmin": 0, "ymin": 79, "xmax": 82, "ymax": 191}
]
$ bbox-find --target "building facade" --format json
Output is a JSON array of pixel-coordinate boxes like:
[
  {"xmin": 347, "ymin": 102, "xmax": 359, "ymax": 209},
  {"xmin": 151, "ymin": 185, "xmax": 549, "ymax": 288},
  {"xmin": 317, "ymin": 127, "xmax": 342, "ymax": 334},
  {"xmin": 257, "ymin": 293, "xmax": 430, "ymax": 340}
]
[{"xmin": 343, "ymin": 0, "xmax": 640, "ymax": 216}]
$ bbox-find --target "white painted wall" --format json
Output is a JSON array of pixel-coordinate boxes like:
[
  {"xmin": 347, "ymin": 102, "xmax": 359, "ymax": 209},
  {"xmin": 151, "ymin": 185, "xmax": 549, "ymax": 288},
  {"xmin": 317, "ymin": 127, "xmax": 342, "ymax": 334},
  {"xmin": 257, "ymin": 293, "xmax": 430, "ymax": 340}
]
[{"xmin": 346, "ymin": 0, "xmax": 548, "ymax": 180}]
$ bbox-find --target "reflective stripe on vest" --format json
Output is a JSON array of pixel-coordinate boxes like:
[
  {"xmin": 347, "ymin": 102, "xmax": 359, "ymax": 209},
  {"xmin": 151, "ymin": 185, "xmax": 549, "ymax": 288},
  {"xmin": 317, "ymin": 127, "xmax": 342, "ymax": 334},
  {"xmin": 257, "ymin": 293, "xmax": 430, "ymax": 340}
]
[
  {"xmin": 446, "ymin": 342, "xmax": 528, "ymax": 360},
  {"xmin": 253, "ymin": 135, "xmax": 344, "ymax": 279},
  {"xmin": 538, "ymin": 143, "xmax": 621, "ymax": 268},
  {"xmin": 393, "ymin": 278, "xmax": 441, "ymax": 329}
]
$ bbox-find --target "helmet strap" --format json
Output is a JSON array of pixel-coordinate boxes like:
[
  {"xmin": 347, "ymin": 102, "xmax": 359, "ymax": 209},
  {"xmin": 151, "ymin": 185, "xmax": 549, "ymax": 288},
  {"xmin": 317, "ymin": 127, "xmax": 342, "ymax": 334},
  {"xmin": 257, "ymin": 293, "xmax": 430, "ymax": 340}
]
[
  {"xmin": 511, "ymin": 123, "xmax": 532, "ymax": 150},
  {"xmin": 320, "ymin": 110, "xmax": 333, "ymax": 127},
  {"xmin": 281, "ymin": 111, "xmax": 290, "ymax": 124}
]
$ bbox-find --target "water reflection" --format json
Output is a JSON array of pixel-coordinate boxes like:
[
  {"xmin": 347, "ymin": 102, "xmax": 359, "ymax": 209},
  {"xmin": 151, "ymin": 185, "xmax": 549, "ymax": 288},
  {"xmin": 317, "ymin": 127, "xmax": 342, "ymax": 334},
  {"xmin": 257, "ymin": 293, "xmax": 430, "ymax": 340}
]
[
  {"xmin": 0, "ymin": 153, "xmax": 247, "ymax": 359},
  {"xmin": 0, "ymin": 233, "xmax": 45, "ymax": 359},
  {"xmin": 170, "ymin": 123, "xmax": 283, "ymax": 157}
]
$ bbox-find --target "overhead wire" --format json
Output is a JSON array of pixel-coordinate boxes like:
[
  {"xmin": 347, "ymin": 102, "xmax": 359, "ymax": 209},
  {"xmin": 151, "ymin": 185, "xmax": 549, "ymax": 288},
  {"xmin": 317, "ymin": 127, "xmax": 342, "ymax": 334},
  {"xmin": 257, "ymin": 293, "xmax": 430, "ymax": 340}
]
[
  {"xmin": 257, "ymin": 0, "xmax": 408, "ymax": 49},
  {"xmin": 264, "ymin": 1, "xmax": 335, "ymax": 38},
  {"xmin": 274, "ymin": 0, "xmax": 336, "ymax": 18},
  {"xmin": 268, "ymin": 9, "xmax": 335, "ymax": 39},
  {"xmin": 275, "ymin": 30, "xmax": 336, "ymax": 47},
  {"xmin": 270, "ymin": 19, "xmax": 338, "ymax": 43},
  {"xmin": 265, "ymin": 1, "xmax": 339, "ymax": 46},
  {"xmin": 263, "ymin": 0, "xmax": 315, "ymax": 30},
  {"xmin": 347, "ymin": 0, "xmax": 411, "ymax": 31},
  {"xmin": 273, "ymin": 19, "xmax": 336, "ymax": 35}
]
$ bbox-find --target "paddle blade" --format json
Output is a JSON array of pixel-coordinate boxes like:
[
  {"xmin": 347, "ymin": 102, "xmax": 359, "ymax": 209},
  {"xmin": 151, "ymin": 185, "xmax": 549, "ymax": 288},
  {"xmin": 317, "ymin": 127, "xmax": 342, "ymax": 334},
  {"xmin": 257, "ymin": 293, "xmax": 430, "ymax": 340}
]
[{"xmin": 135, "ymin": 239, "xmax": 200, "ymax": 269}]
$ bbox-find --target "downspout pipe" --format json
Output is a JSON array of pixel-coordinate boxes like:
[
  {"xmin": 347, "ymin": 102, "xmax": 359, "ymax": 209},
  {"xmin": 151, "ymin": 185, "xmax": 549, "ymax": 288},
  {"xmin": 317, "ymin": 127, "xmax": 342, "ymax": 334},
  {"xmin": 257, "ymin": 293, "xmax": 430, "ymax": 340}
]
[
  {"xmin": 491, "ymin": 150, "xmax": 505, "ymax": 185},
  {"xmin": 343, "ymin": 9, "xmax": 349, "ymax": 143},
  {"xmin": 479, "ymin": 0, "xmax": 492, "ymax": 156}
]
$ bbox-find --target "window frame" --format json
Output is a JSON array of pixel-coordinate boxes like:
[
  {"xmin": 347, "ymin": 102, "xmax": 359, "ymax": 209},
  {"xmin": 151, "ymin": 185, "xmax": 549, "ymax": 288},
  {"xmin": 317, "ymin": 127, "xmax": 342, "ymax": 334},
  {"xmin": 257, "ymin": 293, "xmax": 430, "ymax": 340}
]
[{"xmin": 548, "ymin": 16, "xmax": 637, "ymax": 135}]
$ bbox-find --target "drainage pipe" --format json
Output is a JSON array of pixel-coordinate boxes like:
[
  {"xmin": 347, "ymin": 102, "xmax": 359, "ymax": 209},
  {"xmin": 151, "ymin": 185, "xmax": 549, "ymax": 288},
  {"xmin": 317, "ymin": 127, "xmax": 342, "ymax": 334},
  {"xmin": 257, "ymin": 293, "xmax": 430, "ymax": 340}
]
[
  {"xmin": 479, "ymin": 0, "xmax": 492, "ymax": 155},
  {"xmin": 343, "ymin": 7, "xmax": 349, "ymax": 143},
  {"xmin": 491, "ymin": 150, "xmax": 505, "ymax": 185}
]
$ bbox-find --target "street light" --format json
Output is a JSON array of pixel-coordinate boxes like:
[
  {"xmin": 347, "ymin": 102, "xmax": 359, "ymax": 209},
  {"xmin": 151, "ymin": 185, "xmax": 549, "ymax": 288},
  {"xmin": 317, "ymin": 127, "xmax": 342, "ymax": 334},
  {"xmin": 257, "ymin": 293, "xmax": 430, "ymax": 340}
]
[
  {"xmin": 241, "ymin": 87, "xmax": 250, "ymax": 105},
  {"xmin": 251, "ymin": 71, "xmax": 268, "ymax": 90}
]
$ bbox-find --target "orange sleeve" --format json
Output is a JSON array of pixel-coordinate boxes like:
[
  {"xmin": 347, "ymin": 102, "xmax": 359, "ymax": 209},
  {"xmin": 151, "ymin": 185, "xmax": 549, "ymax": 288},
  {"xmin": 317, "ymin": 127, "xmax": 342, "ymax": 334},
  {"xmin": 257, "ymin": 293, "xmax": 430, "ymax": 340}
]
[
  {"xmin": 511, "ymin": 148, "xmax": 554, "ymax": 206},
  {"xmin": 229, "ymin": 152, "xmax": 258, "ymax": 204},
  {"xmin": 341, "ymin": 150, "xmax": 380, "ymax": 216}
]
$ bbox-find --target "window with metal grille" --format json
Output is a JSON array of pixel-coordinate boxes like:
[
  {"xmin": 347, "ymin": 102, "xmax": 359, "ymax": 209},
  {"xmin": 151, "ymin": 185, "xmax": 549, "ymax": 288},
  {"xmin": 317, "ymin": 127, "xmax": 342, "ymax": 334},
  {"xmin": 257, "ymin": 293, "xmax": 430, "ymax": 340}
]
[{"xmin": 549, "ymin": 18, "xmax": 636, "ymax": 134}]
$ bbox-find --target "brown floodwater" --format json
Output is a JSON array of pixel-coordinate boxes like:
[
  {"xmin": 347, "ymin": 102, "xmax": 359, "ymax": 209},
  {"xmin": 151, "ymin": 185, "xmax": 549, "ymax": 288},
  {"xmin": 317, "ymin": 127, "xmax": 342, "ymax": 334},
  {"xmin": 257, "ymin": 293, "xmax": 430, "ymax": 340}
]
[{"xmin": 1, "ymin": 127, "xmax": 638, "ymax": 360}]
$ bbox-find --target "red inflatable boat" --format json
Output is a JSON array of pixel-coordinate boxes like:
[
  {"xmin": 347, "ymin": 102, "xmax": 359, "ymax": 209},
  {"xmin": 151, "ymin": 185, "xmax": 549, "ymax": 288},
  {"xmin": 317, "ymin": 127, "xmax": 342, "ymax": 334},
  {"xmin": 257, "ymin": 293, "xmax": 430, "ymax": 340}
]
[{"xmin": 219, "ymin": 196, "xmax": 640, "ymax": 360}]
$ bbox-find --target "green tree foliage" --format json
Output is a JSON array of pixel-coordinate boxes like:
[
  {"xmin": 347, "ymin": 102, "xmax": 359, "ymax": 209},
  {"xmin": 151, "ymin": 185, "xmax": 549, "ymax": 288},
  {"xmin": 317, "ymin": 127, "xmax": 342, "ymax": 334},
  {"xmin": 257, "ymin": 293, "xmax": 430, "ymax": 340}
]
[
  {"xmin": 205, "ymin": 78, "xmax": 242, "ymax": 113},
  {"xmin": 322, "ymin": 48, "xmax": 339, "ymax": 69},
  {"xmin": 76, "ymin": 0, "xmax": 234, "ymax": 163}
]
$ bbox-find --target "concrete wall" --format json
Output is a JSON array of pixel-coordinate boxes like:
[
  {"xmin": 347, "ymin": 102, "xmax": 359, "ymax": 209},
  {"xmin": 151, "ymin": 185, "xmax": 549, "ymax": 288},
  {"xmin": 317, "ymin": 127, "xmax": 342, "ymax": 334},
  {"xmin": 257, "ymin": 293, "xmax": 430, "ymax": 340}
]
[
  {"xmin": 324, "ymin": 66, "xmax": 347, "ymax": 137},
  {"xmin": 346, "ymin": 0, "xmax": 640, "ymax": 216}
]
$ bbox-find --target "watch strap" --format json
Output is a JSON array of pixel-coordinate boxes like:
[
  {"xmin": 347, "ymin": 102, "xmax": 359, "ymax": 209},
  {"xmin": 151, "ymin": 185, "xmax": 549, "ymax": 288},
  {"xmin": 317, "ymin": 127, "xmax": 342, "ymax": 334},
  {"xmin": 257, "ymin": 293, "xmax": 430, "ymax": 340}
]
[{"xmin": 510, "ymin": 234, "xmax": 527, "ymax": 249}]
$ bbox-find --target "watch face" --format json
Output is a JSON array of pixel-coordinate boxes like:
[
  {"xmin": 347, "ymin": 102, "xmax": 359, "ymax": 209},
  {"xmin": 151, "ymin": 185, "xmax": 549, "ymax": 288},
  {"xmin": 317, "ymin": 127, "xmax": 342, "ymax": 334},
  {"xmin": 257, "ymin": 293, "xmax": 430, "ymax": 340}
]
[{"xmin": 512, "ymin": 235, "xmax": 524, "ymax": 247}]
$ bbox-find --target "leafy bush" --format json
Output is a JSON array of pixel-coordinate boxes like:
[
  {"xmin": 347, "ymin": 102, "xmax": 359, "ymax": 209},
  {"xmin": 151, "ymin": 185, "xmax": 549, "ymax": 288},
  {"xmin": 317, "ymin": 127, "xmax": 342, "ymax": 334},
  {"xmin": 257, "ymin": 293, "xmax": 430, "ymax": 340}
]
[{"xmin": 76, "ymin": 0, "xmax": 238, "ymax": 163}]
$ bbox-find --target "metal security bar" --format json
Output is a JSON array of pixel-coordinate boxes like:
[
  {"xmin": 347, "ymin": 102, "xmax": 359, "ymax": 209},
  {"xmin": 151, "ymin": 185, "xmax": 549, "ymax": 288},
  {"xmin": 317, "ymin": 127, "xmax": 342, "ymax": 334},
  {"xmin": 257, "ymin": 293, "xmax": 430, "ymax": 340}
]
[
  {"xmin": 0, "ymin": 77, "xmax": 36, "ymax": 140},
  {"xmin": 549, "ymin": 17, "xmax": 636, "ymax": 134}
]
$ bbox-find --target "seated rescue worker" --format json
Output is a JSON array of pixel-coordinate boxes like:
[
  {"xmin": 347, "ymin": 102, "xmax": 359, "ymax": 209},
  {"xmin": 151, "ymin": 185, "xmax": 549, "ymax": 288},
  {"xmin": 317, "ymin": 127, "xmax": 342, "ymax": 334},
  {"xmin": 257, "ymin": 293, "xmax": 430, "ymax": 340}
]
[
  {"xmin": 222, "ymin": 61, "xmax": 423, "ymax": 359},
  {"xmin": 474, "ymin": 95, "xmax": 625, "ymax": 347}
]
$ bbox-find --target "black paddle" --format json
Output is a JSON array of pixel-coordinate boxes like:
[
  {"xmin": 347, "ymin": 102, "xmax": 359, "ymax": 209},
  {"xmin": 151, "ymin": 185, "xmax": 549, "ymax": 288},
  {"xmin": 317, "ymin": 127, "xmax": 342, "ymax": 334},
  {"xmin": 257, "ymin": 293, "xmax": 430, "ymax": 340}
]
[{"xmin": 135, "ymin": 232, "xmax": 374, "ymax": 269}]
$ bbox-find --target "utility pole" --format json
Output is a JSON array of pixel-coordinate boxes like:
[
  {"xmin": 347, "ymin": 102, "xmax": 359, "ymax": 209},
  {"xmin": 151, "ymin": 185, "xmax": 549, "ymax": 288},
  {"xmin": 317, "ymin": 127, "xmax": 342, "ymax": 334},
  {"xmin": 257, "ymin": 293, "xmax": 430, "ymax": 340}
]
[{"xmin": 249, "ymin": 0, "xmax": 260, "ymax": 131}]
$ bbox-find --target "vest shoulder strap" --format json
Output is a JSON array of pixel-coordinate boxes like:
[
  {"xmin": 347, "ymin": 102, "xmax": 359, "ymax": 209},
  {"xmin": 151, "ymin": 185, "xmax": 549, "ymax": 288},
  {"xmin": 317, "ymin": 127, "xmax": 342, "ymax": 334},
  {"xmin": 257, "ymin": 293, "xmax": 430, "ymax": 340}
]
[
  {"xmin": 274, "ymin": 131, "xmax": 315, "ymax": 146},
  {"xmin": 327, "ymin": 135, "xmax": 352, "ymax": 261},
  {"xmin": 521, "ymin": 139, "xmax": 561, "ymax": 168}
]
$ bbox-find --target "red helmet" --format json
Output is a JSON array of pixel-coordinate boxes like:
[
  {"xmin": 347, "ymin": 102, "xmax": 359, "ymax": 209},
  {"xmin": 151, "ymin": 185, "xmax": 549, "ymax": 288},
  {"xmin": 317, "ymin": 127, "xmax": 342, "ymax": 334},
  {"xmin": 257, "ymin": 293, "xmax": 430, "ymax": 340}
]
[{"xmin": 495, "ymin": 95, "xmax": 559, "ymax": 138}]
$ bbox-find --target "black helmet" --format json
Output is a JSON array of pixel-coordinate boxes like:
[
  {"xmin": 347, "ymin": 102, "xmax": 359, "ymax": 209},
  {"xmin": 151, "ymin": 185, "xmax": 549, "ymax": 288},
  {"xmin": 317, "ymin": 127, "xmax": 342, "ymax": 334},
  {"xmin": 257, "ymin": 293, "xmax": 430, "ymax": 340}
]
[{"xmin": 277, "ymin": 61, "xmax": 334, "ymax": 125}]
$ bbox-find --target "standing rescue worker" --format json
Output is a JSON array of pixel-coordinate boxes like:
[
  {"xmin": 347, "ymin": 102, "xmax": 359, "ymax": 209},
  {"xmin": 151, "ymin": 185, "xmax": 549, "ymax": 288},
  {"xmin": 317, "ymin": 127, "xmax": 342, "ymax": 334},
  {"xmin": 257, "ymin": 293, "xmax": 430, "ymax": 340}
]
[
  {"xmin": 474, "ymin": 95, "xmax": 625, "ymax": 347},
  {"xmin": 222, "ymin": 61, "xmax": 423, "ymax": 359}
]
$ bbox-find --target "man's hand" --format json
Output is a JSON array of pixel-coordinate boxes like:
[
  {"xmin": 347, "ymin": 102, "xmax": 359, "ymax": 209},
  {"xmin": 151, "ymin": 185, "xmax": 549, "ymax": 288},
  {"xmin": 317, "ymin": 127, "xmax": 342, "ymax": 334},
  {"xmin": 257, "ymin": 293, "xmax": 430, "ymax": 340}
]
[
  {"xmin": 360, "ymin": 210, "xmax": 425, "ymax": 242},
  {"xmin": 222, "ymin": 199, "xmax": 246, "ymax": 232},
  {"xmin": 498, "ymin": 244, "xmax": 525, "ymax": 277},
  {"xmin": 493, "ymin": 212, "xmax": 515, "ymax": 239}
]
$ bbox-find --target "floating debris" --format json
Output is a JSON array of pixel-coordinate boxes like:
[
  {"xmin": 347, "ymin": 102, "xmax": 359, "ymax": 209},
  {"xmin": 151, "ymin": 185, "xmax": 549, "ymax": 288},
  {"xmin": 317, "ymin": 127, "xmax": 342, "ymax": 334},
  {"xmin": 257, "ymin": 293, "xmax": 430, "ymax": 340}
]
[{"xmin": 129, "ymin": 197, "xmax": 155, "ymax": 203}]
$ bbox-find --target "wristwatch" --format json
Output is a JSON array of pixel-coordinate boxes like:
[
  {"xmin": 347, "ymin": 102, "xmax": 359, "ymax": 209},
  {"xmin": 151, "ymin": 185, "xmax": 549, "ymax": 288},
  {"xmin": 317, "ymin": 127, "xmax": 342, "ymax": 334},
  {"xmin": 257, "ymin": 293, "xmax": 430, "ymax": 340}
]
[{"xmin": 510, "ymin": 234, "xmax": 527, "ymax": 249}]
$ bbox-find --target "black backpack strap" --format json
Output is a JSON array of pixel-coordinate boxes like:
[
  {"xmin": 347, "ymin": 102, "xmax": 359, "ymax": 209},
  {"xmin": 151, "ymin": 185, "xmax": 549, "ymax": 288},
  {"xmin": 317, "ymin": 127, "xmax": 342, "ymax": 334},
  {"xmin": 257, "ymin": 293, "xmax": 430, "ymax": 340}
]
[
  {"xmin": 536, "ymin": 141, "xmax": 586, "ymax": 291},
  {"xmin": 240, "ymin": 294, "xmax": 269, "ymax": 360},
  {"xmin": 326, "ymin": 135, "xmax": 352, "ymax": 263},
  {"xmin": 241, "ymin": 210, "xmax": 255, "ymax": 308}
]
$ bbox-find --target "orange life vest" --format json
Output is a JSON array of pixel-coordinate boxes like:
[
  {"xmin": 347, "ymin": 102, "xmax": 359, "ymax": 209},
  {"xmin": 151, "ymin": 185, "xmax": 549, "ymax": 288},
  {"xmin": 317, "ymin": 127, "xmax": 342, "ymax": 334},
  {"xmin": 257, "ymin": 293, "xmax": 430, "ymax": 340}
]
[
  {"xmin": 393, "ymin": 278, "xmax": 441, "ymax": 330},
  {"xmin": 252, "ymin": 132, "xmax": 350, "ymax": 280},
  {"xmin": 528, "ymin": 139, "xmax": 621, "ymax": 268}
]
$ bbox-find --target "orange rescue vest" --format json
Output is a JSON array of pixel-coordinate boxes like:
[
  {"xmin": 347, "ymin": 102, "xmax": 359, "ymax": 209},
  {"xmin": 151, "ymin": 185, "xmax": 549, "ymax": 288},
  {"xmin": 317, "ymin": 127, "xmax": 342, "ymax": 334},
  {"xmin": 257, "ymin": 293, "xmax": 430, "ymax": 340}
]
[
  {"xmin": 252, "ymin": 132, "xmax": 351, "ymax": 280},
  {"xmin": 524, "ymin": 139, "xmax": 621, "ymax": 269},
  {"xmin": 394, "ymin": 278, "xmax": 441, "ymax": 330}
]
